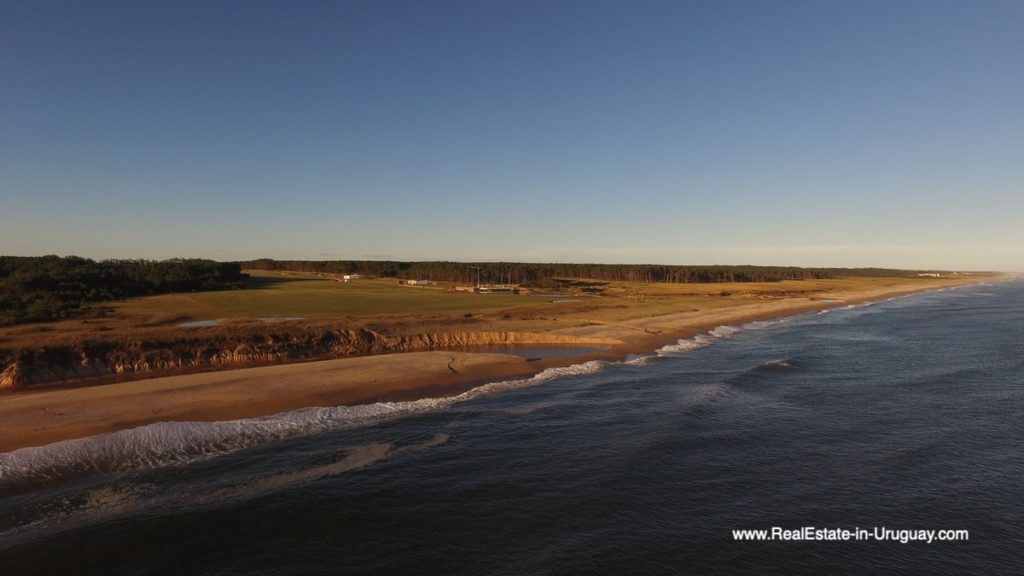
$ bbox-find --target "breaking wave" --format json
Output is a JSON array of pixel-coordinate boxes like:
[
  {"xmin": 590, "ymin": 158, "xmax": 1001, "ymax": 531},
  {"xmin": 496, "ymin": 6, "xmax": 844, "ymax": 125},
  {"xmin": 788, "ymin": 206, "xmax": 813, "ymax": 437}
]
[
  {"xmin": 657, "ymin": 335, "xmax": 713, "ymax": 355},
  {"xmin": 622, "ymin": 354, "xmax": 655, "ymax": 367},
  {"xmin": 657, "ymin": 318, "xmax": 787, "ymax": 357},
  {"xmin": 0, "ymin": 361, "xmax": 617, "ymax": 487}
]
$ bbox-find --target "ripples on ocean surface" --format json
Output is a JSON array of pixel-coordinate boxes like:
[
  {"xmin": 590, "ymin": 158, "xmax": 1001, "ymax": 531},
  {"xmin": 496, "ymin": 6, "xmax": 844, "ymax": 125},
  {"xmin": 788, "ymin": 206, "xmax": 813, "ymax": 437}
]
[{"xmin": 2, "ymin": 280, "xmax": 1022, "ymax": 575}]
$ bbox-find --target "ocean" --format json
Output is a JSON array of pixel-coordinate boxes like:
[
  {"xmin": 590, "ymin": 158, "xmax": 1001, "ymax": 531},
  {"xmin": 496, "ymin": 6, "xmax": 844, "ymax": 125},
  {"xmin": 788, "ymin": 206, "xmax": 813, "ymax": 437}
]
[{"xmin": 2, "ymin": 279, "xmax": 1022, "ymax": 575}]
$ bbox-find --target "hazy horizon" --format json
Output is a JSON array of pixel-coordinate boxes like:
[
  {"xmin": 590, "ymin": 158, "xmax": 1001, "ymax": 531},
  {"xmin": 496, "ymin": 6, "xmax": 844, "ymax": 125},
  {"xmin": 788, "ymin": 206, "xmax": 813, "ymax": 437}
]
[
  {"xmin": 3, "ymin": 1, "xmax": 1022, "ymax": 271},
  {"xmin": 2, "ymin": 251, "xmax": 1017, "ymax": 274}
]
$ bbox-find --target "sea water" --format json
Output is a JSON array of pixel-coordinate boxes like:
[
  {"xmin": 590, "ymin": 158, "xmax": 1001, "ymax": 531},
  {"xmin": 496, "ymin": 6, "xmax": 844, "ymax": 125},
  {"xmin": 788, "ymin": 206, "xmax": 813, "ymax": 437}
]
[{"xmin": 1, "ymin": 279, "xmax": 1022, "ymax": 575}]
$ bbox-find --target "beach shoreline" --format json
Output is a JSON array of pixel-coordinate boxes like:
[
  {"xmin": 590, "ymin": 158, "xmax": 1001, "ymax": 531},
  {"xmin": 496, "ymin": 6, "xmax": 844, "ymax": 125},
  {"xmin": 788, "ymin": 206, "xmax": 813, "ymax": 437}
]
[{"xmin": 0, "ymin": 277, "xmax": 997, "ymax": 453}]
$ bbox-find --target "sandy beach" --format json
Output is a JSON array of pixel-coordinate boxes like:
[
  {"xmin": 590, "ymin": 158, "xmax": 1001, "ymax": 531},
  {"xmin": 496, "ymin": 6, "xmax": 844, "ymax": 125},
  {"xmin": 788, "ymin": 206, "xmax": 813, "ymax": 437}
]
[{"xmin": 0, "ymin": 277, "xmax": 990, "ymax": 453}]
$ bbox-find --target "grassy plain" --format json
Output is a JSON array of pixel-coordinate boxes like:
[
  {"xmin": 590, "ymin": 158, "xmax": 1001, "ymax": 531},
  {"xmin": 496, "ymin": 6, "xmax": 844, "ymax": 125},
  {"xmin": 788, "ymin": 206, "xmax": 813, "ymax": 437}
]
[
  {"xmin": 119, "ymin": 271, "xmax": 527, "ymax": 319},
  {"xmin": 0, "ymin": 270, "xmax": 990, "ymax": 352},
  {"xmin": 121, "ymin": 271, "xmax": 957, "ymax": 322}
]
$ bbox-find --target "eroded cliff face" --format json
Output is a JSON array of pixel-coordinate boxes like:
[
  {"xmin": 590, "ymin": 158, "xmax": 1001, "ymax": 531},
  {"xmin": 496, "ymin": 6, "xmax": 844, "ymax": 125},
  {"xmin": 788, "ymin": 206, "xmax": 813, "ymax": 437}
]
[{"xmin": 0, "ymin": 329, "xmax": 619, "ymax": 391}]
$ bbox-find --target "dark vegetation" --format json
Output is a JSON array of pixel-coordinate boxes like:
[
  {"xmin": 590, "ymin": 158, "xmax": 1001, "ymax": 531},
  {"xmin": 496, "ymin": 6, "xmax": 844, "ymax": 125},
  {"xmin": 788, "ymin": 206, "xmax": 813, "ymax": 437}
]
[
  {"xmin": 239, "ymin": 259, "xmax": 922, "ymax": 285},
  {"xmin": 0, "ymin": 256, "xmax": 247, "ymax": 325}
]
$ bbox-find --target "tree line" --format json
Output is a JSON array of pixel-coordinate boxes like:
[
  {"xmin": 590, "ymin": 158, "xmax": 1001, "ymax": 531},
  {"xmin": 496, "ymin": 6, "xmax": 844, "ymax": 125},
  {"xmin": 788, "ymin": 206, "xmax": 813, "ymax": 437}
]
[
  {"xmin": 238, "ymin": 259, "xmax": 922, "ymax": 286},
  {"xmin": 0, "ymin": 256, "xmax": 248, "ymax": 325}
]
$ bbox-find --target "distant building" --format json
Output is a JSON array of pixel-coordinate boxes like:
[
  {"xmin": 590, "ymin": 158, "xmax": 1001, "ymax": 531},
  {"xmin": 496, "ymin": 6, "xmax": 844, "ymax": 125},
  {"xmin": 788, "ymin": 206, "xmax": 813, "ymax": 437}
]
[
  {"xmin": 406, "ymin": 279, "xmax": 430, "ymax": 286},
  {"xmin": 343, "ymin": 274, "xmax": 361, "ymax": 282},
  {"xmin": 476, "ymin": 284, "xmax": 518, "ymax": 294}
]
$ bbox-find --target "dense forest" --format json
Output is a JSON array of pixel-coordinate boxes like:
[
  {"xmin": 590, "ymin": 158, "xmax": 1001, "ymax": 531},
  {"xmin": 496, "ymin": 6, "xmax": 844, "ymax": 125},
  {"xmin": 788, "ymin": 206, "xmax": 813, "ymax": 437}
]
[
  {"xmin": 238, "ymin": 259, "xmax": 922, "ymax": 286},
  {"xmin": 0, "ymin": 256, "xmax": 247, "ymax": 325}
]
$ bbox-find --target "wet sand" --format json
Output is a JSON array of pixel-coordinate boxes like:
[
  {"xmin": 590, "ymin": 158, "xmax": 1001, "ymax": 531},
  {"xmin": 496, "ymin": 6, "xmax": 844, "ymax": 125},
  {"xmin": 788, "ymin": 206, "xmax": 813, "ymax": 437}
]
[{"xmin": 0, "ymin": 278, "xmax": 987, "ymax": 453}]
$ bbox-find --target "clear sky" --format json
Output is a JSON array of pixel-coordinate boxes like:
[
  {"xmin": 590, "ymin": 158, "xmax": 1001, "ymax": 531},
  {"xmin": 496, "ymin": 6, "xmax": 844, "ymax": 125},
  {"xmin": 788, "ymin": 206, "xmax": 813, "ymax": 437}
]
[{"xmin": 2, "ymin": 0, "xmax": 1022, "ymax": 270}]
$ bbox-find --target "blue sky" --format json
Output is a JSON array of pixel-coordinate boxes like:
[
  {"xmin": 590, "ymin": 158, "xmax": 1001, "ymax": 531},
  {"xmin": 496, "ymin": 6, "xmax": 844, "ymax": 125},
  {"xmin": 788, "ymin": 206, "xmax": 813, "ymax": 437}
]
[{"xmin": 2, "ymin": 0, "xmax": 1022, "ymax": 270}]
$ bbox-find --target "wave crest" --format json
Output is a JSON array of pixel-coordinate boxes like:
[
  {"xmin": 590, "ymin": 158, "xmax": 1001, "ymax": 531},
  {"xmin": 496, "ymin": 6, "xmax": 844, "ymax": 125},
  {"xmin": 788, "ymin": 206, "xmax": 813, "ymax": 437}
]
[
  {"xmin": 657, "ymin": 318, "xmax": 783, "ymax": 357},
  {"xmin": 0, "ymin": 360, "xmax": 619, "ymax": 487}
]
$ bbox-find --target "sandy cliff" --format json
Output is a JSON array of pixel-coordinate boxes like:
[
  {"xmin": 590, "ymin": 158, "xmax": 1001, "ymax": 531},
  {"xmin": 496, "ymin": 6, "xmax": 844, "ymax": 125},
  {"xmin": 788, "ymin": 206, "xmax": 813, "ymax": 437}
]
[{"xmin": 0, "ymin": 329, "xmax": 620, "ymax": 390}]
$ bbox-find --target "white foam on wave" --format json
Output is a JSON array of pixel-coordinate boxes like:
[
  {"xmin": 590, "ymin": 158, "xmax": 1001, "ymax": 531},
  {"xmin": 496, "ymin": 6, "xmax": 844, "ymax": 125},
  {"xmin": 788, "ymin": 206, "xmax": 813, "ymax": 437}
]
[
  {"xmin": 0, "ymin": 360, "xmax": 614, "ymax": 485},
  {"xmin": 1, "ymin": 405, "xmax": 416, "ymax": 485},
  {"xmin": 657, "ymin": 321, "xmax": 752, "ymax": 357},
  {"xmin": 657, "ymin": 336, "xmax": 711, "ymax": 355},
  {"xmin": 709, "ymin": 325, "xmax": 741, "ymax": 338},
  {"xmin": 658, "ymin": 315, "xmax": 795, "ymax": 358},
  {"xmin": 622, "ymin": 354, "xmax": 655, "ymax": 366},
  {"xmin": 741, "ymin": 318, "xmax": 788, "ymax": 331}
]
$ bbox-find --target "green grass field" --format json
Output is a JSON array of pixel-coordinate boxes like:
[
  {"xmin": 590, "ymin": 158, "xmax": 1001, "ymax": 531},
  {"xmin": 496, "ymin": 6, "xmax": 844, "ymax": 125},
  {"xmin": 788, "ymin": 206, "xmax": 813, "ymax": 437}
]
[
  {"xmin": 117, "ymin": 271, "xmax": 531, "ymax": 320},
  {"xmin": 115, "ymin": 272, "xmax": 949, "ymax": 323},
  {"xmin": 2, "ymin": 272, "xmax": 980, "ymax": 351}
]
